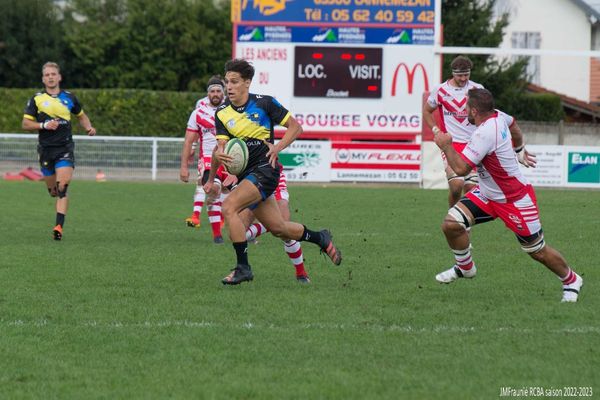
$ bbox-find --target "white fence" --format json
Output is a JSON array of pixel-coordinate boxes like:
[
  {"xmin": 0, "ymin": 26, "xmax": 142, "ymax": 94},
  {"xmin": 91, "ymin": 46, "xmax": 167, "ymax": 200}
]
[{"xmin": 0, "ymin": 134, "xmax": 184, "ymax": 181}]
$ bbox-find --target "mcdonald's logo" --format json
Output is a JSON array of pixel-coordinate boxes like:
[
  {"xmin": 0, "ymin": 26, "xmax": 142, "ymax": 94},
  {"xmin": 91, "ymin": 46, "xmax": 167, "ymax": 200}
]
[{"xmin": 391, "ymin": 63, "xmax": 429, "ymax": 96}]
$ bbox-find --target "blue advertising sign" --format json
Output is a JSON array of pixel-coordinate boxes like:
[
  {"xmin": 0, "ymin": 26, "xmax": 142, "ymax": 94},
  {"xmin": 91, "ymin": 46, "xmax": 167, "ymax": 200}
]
[
  {"xmin": 232, "ymin": 0, "xmax": 435, "ymax": 27},
  {"xmin": 236, "ymin": 25, "xmax": 434, "ymax": 45}
]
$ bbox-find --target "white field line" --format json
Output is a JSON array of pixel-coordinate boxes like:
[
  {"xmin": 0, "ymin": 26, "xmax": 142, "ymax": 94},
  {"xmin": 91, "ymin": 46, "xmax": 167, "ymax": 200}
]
[{"xmin": 0, "ymin": 319, "xmax": 599, "ymax": 334}]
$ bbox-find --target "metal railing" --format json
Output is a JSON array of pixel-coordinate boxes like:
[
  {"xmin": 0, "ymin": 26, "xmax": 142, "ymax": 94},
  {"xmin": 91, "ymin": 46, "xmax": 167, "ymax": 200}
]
[{"xmin": 0, "ymin": 133, "xmax": 184, "ymax": 181}]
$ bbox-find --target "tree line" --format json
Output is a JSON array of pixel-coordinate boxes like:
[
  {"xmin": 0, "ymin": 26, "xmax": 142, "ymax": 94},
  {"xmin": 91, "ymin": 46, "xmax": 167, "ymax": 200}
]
[
  {"xmin": 0, "ymin": 0, "xmax": 563, "ymax": 121},
  {"xmin": 0, "ymin": 0, "xmax": 232, "ymax": 91}
]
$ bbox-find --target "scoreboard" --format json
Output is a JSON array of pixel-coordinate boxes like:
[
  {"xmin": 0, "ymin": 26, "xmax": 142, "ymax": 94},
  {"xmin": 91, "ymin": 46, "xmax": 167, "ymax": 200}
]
[
  {"xmin": 231, "ymin": 0, "xmax": 437, "ymax": 136},
  {"xmin": 294, "ymin": 46, "xmax": 382, "ymax": 98}
]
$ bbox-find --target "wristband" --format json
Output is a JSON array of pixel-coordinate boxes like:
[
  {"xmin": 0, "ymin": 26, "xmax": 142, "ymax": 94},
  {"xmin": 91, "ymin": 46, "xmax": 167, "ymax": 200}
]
[
  {"xmin": 41, "ymin": 121, "xmax": 46, "ymax": 130},
  {"xmin": 514, "ymin": 144, "xmax": 524, "ymax": 153}
]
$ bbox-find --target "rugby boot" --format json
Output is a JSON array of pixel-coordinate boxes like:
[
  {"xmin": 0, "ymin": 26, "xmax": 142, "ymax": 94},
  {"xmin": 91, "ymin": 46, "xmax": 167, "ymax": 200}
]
[
  {"xmin": 213, "ymin": 236, "xmax": 224, "ymax": 244},
  {"xmin": 222, "ymin": 264, "xmax": 254, "ymax": 285},
  {"xmin": 185, "ymin": 215, "xmax": 200, "ymax": 228},
  {"xmin": 296, "ymin": 274, "xmax": 311, "ymax": 284},
  {"xmin": 52, "ymin": 225, "xmax": 63, "ymax": 241},
  {"xmin": 319, "ymin": 230, "xmax": 342, "ymax": 265},
  {"xmin": 561, "ymin": 273, "xmax": 583, "ymax": 303},
  {"xmin": 435, "ymin": 265, "xmax": 477, "ymax": 283}
]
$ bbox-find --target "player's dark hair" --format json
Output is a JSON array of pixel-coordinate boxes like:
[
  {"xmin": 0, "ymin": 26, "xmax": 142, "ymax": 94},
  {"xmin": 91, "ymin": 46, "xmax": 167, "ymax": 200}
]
[
  {"xmin": 224, "ymin": 59, "xmax": 255, "ymax": 81},
  {"xmin": 467, "ymin": 88, "xmax": 495, "ymax": 113},
  {"xmin": 451, "ymin": 56, "xmax": 473, "ymax": 71},
  {"xmin": 206, "ymin": 75, "xmax": 225, "ymax": 89}
]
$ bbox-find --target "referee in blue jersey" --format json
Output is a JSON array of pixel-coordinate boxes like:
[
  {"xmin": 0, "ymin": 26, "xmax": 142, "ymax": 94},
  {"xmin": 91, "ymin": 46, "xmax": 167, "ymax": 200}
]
[
  {"xmin": 21, "ymin": 62, "xmax": 96, "ymax": 241},
  {"xmin": 204, "ymin": 59, "xmax": 342, "ymax": 285}
]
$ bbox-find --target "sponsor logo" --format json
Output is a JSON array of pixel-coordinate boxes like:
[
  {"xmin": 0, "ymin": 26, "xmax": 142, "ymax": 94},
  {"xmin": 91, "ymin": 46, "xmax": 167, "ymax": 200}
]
[
  {"xmin": 568, "ymin": 152, "xmax": 600, "ymax": 183},
  {"xmin": 264, "ymin": 25, "xmax": 291, "ymax": 42},
  {"xmin": 335, "ymin": 149, "xmax": 351, "ymax": 163},
  {"xmin": 508, "ymin": 214, "xmax": 523, "ymax": 230},
  {"xmin": 390, "ymin": 63, "xmax": 429, "ymax": 96},
  {"xmin": 279, "ymin": 152, "xmax": 320, "ymax": 168},
  {"xmin": 239, "ymin": 27, "xmax": 264, "ymax": 42},
  {"xmin": 227, "ymin": 119, "xmax": 236, "ymax": 128},
  {"xmin": 312, "ymin": 29, "xmax": 337, "ymax": 43},
  {"xmin": 242, "ymin": 0, "xmax": 288, "ymax": 17},
  {"xmin": 386, "ymin": 30, "xmax": 411, "ymax": 44},
  {"xmin": 338, "ymin": 27, "xmax": 365, "ymax": 44}
]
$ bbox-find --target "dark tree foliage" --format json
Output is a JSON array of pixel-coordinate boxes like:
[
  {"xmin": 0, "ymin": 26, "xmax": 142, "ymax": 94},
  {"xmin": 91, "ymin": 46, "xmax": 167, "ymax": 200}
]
[
  {"xmin": 0, "ymin": 0, "xmax": 67, "ymax": 88},
  {"xmin": 62, "ymin": 0, "xmax": 231, "ymax": 90},
  {"xmin": 441, "ymin": 0, "xmax": 562, "ymax": 120}
]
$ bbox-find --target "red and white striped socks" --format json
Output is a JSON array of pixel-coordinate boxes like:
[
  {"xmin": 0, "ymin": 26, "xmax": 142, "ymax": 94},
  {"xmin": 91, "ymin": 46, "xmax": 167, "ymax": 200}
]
[
  {"xmin": 208, "ymin": 199, "xmax": 222, "ymax": 239},
  {"xmin": 452, "ymin": 247, "xmax": 474, "ymax": 272},
  {"xmin": 246, "ymin": 222, "xmax": 268, "ymax": 241},
  {"xmin": 284, "ymin": 240, "xmax": 307, "ymax": 278},
  {"xmin": 559, "ymin": 268, "xmax": 577, "ymax": 285},
  {"xmin": 192, "ymin": 186, "xmax": 205, "ymax": 219}
]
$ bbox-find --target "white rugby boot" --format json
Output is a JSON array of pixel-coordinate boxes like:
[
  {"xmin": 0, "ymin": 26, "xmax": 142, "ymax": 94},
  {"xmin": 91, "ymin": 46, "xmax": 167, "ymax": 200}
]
[
  {"xmin": 435, "ymin": 265, "xmax": 477, "ymax": 283},
  {"xmin": 561, "ymin": 273, "xmax": 583, "ymax": 303}
]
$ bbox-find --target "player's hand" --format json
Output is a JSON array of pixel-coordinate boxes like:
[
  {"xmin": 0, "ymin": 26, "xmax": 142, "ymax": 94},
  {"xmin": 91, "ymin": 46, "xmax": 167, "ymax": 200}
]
[
  {"xmin": 516, "ymin": 146, "xmax": 537, "ymax": 168},
  {"xmin": 43, "ymin": 119, "xmax": 60, "ymax": 130},
  {"xmin": 214, "ymin": 148, "xmax": 233, "ymax": 169},
  {"xmin": 86, "ymin": 126, "xmax": 96, "ymax": 136},
  {"xmin": 222, "ymin": 173, "xmax": 238, "ymax": 188},
  {"xmin": 264, "ymin": 140, "xmax": 279, "ymax": 167},
  {"xmin": 180, "ymin": 167, "xmax": 189, "ymax": 183},
  {"xmin": 432, "ymin": 126, "xmax": 442, "ymax": 137},
  {"xmin": 203, "ymin": 181, "xmax": 214, "ymax": 194},
  {"xmin": 433, "ymin": 130, "xmax": 453, "ymax": 151}
]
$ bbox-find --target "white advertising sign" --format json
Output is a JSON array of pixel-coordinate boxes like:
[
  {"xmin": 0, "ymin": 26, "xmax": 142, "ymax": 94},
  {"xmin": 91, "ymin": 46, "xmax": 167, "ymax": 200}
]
[
  {"xmin": 330, "ymin": 142, "xmax": 421, "ymax": 182},
  {"xmin": 235, "ymin": 42, "xmax": 433, "ymax": 133},
  {"xmin": 518, "ymin": 145, "xmax": 564, "ymax": 187},
  {"xmin": 278, "ymin": 140, "xmax": 331, "ymax": 182}
]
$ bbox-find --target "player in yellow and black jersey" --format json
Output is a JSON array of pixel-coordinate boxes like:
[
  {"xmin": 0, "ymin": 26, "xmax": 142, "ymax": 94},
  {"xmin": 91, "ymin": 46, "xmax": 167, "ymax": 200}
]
[
  {"xmin": 205, "ymin": 58, "xmax": 342, "ymax": 285},
  {"xmin": 21, "ymin": 62, "xmax": 96, "ymax": 241}
]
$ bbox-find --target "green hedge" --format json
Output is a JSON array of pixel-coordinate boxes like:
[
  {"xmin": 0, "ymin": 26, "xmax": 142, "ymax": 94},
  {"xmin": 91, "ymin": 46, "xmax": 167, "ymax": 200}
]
[
  {"xmin": 0, "ymin": 88, "xmax": 203, "ymax": 137},
  {"xmin": 519, "ymin": 93, "xmax": 565, "ymax": 122},
  {"xmin": 1, "ymin": 87, "xmax": 566, "ymax": 137}
]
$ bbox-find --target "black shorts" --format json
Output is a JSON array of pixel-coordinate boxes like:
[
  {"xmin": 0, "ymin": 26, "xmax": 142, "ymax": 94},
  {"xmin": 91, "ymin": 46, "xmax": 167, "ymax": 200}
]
[
  {"xmin": 38, "ymin": 142, "xmax": 75, "ymax": 176},
  {"xmin": 242, "ymin": 163, "xmax": 281, "ymax": 200}
]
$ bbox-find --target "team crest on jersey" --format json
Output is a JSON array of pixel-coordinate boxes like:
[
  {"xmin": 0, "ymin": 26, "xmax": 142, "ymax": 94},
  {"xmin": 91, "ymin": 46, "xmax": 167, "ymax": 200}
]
[
  {"xmin": 227, "ymin": 119, "xmax": 235, "ymax": 128},
  {"xmin": 43, "ymin": 101, "xmax": 50, "ymax": 107}
]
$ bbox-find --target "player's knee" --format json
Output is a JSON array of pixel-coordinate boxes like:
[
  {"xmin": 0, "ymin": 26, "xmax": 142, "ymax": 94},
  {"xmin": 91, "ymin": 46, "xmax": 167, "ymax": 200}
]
[
  {"xmin": 522, "ymin": 237, "xmax": 546, "ymax": 259},
  {"xmin": 221, "ymin": 202, "xmax": 234, "ymax": 219},
  {"xmin": 268, "ymin": 223, "xmax": 285, "ymax": 238},
  {"xmin": 444, "ymin": 205, "xmax": 472, "ymax": 232},
  {"xmin": 56, "ymin": 182, "xmax": 69, "ymax": 198}
]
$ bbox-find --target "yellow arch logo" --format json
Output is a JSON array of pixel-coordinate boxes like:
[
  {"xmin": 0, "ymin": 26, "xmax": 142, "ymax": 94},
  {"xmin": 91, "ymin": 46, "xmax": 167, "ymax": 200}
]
[{"xmin": 242, "ymin": 0, "xmax": 288, "ymax": 17}]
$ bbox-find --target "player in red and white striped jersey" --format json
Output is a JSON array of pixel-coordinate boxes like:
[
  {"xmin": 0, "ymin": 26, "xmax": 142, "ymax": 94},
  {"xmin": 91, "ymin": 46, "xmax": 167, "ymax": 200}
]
[
  {"xmin": 179, "ymin": 76, "xmax": 227, "ymax": 243},
  {"xmin": 433, "ymin": 88, "xmax": 583, "ymax": 302},
  {"xmin": 244, "ymin": 165, "xmax": 309, "ymax": 283},
  {"xmin": 424, "ymin": 56, "xmax": 484, "ymax": 207}
]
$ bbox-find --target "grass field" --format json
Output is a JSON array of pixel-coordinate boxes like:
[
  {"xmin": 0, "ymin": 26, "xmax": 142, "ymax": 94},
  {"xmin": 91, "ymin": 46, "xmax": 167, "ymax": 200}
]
[{"xmin": 0, "ymin": 180, "xmax": 598, "ymax": 399}]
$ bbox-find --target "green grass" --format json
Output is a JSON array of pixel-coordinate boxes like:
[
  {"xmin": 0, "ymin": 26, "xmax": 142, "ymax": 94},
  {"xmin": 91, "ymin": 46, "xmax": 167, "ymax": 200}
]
[{"xmin": 0, "ymin": 180, "xmax": 598, "ymax": 399}]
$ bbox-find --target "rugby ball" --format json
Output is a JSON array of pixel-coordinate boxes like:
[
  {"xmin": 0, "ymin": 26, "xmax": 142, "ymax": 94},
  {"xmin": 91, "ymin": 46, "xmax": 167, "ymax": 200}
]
[{"xmin": 224, "ymin": 138, "xmax": 249, "ymax": 175}]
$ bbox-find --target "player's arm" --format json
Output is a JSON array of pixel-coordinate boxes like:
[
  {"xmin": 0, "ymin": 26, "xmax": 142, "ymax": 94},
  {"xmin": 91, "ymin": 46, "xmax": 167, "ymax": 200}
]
[
  {"xmin": 22, "ymin": 117, "xmax": 44, "ymax": 131},
  {"xmin": 203, "ymin": 139, "xmax": 230, "ymax": 193},
  {"xmin": 180, "ymin": 129, "xmax": 199, "ymax": 182},
  {"xmin": 77, "ymin": 112, "xmax": 96, "ymax": 136},
  {"xmin": 266, "ymin": 115, "xmax": 302, "ymax": 167},
  {"xmin": 434, "ymin": 131, "xmax": 472, "ymax": 176},
  {"xmin": 422, "ymin": 98, "xmax": 443, "ymax": 136},
  {"xmin": 509, "ymin": 120, "xmax": 537, "ymax": 168}
]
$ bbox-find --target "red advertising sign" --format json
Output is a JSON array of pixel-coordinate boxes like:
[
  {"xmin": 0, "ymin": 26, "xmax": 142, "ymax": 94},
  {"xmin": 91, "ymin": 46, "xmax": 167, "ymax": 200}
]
[{"xmin": 331, "ymin": 142, "xmax": 421, "ymax": 182}]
